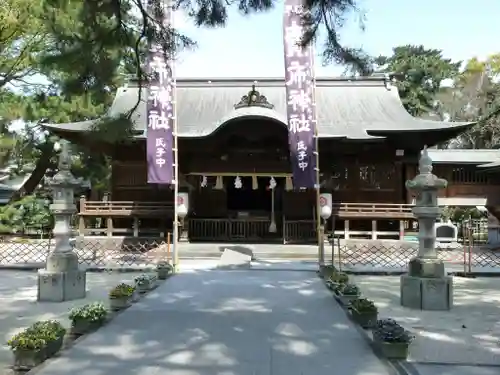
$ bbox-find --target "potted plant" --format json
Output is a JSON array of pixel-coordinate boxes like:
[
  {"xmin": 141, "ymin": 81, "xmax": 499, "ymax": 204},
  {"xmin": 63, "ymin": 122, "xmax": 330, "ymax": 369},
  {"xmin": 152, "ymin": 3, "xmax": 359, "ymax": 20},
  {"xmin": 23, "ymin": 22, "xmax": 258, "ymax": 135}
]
[
  {"xmin": 372, "ymin": 319, "xmax": 413, "ymax": 359},
  {"xmin": 109, "ymin": 283, "xmax": 135, "ymax": 311},
  {"xmin": 31, "ymin": 320, "xmax": 66, "ymax": 357},
  {"xmin": 135, "ymin": 274, "xmax": 157, "ymax": 293},
  {"xmin": 330, "ymin": 272, "xmax": 349, "ymax": 284},
  {"xmin": 349, "ymin": 298, "xmax": 378, "ymax": 328},
  {"xmin": 7, "ymin": 319, "xmax": 66, "ymax": 369},
  {"xmin": 69, "ymin": 303, "xmax": 108, "ymax": 335},
  {"xmin": 156, "ymin": 261, "xmax": 173, "ymax": 280},
  {"xmin": 318, "ymin": 265, "xmax": 336, "ymax": 279},
  {"xmin": 326, "ymin": 272, "xmax": 349, "ymax": 293},
  {"xmin": 8, "ymin": 328, "xmax": 47, "ymax": 369},
  {"xmin": 336, "ymin": 283, "xmax": 360, "ymax": 305}
]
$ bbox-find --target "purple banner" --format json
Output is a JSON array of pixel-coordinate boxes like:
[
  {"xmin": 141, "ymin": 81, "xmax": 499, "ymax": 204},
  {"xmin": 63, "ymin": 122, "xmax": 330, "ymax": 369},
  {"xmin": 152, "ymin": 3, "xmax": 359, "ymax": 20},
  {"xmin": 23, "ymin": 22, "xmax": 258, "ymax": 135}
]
[
  {"xmin": 146, "ymin": 0, "xmax": 174, "ymax": 184},
  {"xmin": 283, "ymin": 0, "xmax": 317, "ymax": 189}
]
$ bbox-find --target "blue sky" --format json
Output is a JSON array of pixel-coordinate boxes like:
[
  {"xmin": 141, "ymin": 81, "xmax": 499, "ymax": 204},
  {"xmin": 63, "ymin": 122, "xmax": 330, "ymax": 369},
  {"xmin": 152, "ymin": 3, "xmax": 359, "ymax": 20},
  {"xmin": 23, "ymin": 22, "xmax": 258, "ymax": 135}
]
[{"xmin": 175, "ymin": 0, "xmax": 500, "ymax": 77}]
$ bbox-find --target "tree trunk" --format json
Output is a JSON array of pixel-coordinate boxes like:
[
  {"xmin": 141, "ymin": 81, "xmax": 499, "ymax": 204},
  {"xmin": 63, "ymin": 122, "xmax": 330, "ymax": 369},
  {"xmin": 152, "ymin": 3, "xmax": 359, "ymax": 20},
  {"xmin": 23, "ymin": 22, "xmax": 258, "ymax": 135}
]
[{"xmin": 9, "ymin": 147, "xmax": 56, "ymax": 203}]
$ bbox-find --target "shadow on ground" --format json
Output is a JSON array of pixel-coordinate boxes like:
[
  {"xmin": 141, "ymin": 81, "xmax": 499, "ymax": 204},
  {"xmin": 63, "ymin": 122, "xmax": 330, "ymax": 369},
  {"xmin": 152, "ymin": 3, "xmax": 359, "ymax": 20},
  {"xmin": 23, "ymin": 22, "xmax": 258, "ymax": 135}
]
[
  {"xmin": 0, "ymin": 271, "xmax": 144, "ymax": 369},
  {"xmin": 33, "ymin": 269, "xmax": 393, "ymax": 375},
  {"xmin": 352, "ymin": 275, "xmax": 500, "ymax": 366}
]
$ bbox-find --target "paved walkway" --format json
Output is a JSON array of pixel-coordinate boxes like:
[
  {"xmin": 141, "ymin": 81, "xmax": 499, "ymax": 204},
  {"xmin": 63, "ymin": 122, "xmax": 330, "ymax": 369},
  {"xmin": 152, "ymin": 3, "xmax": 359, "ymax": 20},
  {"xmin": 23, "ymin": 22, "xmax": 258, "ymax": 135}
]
[{"xmin": 34, "ymin": 270, "xmax": 394, "ymax": 375}]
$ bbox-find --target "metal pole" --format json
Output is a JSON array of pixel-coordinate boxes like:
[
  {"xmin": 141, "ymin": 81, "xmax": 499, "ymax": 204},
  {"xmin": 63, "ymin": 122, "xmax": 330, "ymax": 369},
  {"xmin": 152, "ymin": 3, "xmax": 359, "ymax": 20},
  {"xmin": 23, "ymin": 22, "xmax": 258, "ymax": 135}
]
[
  {"xmin": 310, "ymin": 43, "xmax": 322, "ymax": 266},
  {"xmin": 169, "ymin": 0, "xmax": 179, "ymax": 272}
]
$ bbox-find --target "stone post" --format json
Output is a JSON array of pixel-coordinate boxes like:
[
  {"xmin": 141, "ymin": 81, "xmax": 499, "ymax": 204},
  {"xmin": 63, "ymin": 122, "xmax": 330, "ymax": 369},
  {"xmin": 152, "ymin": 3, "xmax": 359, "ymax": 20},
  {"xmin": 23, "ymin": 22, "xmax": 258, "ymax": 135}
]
[
  {"xmin": 400, "ymin": 146, "xmax": 453, "ymax": 310},
  {"xmin": 37, "ymin": 141, "xmax": 86, "ymax": 302}
]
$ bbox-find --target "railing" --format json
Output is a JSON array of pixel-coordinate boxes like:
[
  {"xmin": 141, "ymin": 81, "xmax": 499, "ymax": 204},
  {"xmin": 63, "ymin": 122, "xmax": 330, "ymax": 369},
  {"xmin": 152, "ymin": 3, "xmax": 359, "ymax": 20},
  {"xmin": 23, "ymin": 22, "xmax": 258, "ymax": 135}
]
[
  {"xmin": 333, "ymin": 203, "xmax": 413, "ymax": 218},
  {"xmin": 80, "ymin": 199, "xmax": 173, "ymax": 217},
  {"xmin": 283, "ymin": 220, "xmax": 316, "ymax": 243},
  {"xmin": 188, "ymin": 218, "xmax": 275, "ymax": 242}
]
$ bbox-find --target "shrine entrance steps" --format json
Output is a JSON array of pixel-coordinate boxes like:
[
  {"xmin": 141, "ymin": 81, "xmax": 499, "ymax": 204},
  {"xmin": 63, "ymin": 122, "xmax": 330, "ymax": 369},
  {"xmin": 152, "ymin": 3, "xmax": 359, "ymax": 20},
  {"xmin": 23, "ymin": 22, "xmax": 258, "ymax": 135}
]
[{"xmin": 176, "ymin": 243, "xmax": 330, "ymax": 260}]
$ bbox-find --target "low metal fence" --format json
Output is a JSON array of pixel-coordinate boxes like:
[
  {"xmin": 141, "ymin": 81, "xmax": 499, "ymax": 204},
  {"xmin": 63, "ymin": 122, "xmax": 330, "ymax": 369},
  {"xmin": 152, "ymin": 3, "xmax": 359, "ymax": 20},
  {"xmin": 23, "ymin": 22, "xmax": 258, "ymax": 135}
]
[
  {"xmin": 0, "ymin": 234, "xmax": 173, "ymax": 269},
  {"xmin": 330, "ymin": 239, "xmax": 500, "ymax": 274}
]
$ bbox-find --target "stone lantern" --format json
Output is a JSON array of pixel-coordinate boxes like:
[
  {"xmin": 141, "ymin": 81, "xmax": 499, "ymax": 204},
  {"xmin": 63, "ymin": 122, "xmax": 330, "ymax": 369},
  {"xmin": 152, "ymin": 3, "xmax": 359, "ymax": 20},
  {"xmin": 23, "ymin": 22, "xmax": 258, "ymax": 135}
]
[
  {"xmin": 37, "ymin": 141, "xmax": 86, "ymax": 302},
  {"xmin": 400, "ymin": 146, "xmax": 453, "ymax": 310}
]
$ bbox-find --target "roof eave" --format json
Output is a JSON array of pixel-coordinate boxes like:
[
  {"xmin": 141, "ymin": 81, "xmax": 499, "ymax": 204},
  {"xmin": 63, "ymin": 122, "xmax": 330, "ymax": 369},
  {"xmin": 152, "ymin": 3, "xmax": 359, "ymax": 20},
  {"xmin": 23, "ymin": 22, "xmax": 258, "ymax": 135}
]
[{"xmin": 367, "ymin": 121, "xmax": 476, "ymax": 135}]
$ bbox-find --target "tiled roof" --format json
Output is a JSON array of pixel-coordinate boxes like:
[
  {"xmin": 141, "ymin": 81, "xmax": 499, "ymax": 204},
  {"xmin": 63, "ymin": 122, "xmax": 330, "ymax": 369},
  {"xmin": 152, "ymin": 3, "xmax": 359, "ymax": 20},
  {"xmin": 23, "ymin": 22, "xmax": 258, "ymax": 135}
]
[
  {"xmin": 43, "ymin": 76, "xmax": 473, "ymax": 139},
  {"xmin": 428, "ymin": 149, "xmax": 500, "ymax": 165}
]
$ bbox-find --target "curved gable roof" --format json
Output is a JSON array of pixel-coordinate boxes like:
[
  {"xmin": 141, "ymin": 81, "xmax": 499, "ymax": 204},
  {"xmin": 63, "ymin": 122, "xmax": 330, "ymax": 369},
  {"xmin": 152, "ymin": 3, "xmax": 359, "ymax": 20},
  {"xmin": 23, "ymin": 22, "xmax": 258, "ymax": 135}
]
[{"xmin": 43, "ymin": 76, "xmax": 474, "ymax": 140}]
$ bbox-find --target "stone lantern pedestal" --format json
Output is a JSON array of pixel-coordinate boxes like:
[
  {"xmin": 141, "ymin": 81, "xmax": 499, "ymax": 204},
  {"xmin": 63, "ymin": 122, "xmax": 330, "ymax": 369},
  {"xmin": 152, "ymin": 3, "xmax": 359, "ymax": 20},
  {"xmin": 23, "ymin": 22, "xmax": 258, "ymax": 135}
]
[
  {"xmin": 400, "ymin": 147, "xmax": 453, "ymax": 311},
  {"xmin": 37, "ymin": 142, "xmax": 86, "ymax": 302}
]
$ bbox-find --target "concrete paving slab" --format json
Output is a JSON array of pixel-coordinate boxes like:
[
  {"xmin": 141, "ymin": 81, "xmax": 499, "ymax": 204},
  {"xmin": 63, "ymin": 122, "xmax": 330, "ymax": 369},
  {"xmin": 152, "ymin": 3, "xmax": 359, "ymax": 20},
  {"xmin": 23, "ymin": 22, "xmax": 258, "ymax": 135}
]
[
  {"xmin": 32, "ymin": 270, "xmax": 395, "ymax": 375},
  {"xmin": 0, "ymin": 270, "xmax": 144, "ymax": 372},
  {"xmin": 351, "ymin": 275, "xmax": 500, "ymax": 366}
]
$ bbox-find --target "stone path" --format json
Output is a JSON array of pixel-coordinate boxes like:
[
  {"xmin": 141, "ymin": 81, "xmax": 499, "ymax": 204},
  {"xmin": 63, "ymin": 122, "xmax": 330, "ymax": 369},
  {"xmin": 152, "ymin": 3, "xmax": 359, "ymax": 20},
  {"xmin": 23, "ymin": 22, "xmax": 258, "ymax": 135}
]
[{"xmin": 33, "ymin": 269, "xmax": 395, "ymax": 375}]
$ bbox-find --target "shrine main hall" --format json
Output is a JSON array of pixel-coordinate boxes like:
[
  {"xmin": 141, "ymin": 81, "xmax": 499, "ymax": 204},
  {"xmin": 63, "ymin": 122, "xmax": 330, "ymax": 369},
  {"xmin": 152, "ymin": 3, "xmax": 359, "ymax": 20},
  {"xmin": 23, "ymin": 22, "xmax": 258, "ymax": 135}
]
[{"xmin": 44, "ymin": 75, "xmax": 500, "ymax": 243}]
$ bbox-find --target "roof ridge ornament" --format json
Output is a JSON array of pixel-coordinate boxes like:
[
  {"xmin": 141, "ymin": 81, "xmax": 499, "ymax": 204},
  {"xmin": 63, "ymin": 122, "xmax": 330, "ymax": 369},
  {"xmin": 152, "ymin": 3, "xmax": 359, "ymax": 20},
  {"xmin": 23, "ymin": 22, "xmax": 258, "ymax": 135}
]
[{"xmin": 234, "ymin": 84, "xmax": 274, "ymax": 110}]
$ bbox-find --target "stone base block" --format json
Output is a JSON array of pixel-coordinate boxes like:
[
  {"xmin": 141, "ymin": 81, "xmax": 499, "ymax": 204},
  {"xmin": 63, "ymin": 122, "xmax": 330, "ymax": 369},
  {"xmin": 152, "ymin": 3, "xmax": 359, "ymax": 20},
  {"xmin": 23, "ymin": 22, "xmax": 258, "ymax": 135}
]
[
  {"xmin": 400, "ymin": 275, "xmax": 453, "ymax": 310},
  {"xmin": 37, "ymin": 269, "xmax": 87, "ymax": 302},
  {"xmin": 408, "ymin": 257, "xmax": 445, "ymax": 278}
]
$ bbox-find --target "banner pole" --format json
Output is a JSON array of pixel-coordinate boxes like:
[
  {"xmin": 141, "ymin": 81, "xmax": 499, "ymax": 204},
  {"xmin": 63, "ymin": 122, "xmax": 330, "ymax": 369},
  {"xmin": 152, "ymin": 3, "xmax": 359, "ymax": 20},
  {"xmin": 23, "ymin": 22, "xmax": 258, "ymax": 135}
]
[
  {"xmin": 310, "ymin": 41, "xmax": 322, "ymax": 266},
  {"xmin": 170, "ymin": 0, "xmax": 179, "ymax": 272}
]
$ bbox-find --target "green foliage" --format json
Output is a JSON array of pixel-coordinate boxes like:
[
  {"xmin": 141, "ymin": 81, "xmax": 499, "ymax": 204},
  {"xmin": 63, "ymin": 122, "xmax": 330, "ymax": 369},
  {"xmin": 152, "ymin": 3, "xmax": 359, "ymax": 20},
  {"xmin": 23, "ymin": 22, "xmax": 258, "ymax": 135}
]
[
  {"xmin": 89, "ymin": 114, "xmax": 137, "ymax": 144},
  {"xmin": 339, "ymin": 283, "xmax": 360, "ymax": 296},
  {"xmin": 441, "ymin": 206, "xmax": 485, "ymax": 223},
  {"xmin": 374, "ymin": 319, "xmax": 413, "ymax": 344},
  {"xmin": 374, "ymin": 45, "xmax": 461, "ymax": 117},
  {"xmin": 69, "ymin": 303, "xmax": 108, "ymax": 324},
  {"xmin": 329, "ymin": 272, "xmax": 349, "ymax": 284},
  {"xmin": 134, "ymin": 273, "xmax": 157, "ymax": 285},
  {"xmin": 0, "ymin": 0, "xmax": 48, "ymax": 88},
  {"xmin": 0, "ymin": 194, "xmax": 52, "ymax": 233},
  {"xmin": 156, "ymin": 261, "xmax": 173, "ymax": 271},
  {"xmin": 350, "ymin": 298, "xmax": 377, "ymax": 313},
  {"xmin": 438, "ymin": 54, "xmax": 500, "ymax": 149},
  {"xmin": 109, "ymin": 283, "xmax": 135, "ymax": 298},
  {"xmin": 7, "ymin": 320, "xmax": 65, "ymax": 351}
]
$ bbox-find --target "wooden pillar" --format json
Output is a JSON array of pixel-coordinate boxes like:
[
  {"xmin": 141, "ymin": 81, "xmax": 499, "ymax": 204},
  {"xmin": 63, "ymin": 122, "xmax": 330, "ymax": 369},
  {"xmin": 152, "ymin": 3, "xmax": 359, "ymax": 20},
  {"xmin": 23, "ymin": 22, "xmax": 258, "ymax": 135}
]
[
  {"xmin": 399, "ymin": 220, "xmax": 405, "ymax": 240},
  {"xmin": 371, "ymin": 220, "xmax": 377, "ymax": 240},
  {"xmin": 106, "ymin": 217, "xmax": 113, "ymax": 237},
  {"xmin": 344, "ymin": 220, "xmax": 350, "ymax": 239},
  {"xmin": 133, "ymin": 217, "xmax": 139, "ymax": 237}
]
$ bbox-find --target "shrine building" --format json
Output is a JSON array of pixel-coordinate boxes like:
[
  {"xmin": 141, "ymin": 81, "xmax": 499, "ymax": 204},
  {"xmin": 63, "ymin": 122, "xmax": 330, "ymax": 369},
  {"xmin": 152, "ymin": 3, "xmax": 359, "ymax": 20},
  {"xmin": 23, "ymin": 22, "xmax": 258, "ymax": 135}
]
[{"xmin": 43, "ymin": 76, "xmax": 500, "ymax": 243}]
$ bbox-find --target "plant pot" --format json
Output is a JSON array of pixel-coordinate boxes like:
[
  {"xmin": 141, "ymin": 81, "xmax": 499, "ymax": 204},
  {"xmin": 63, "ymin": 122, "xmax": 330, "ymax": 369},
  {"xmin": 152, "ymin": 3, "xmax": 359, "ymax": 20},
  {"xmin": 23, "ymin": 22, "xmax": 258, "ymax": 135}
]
[
  {"xmin": 136, "ymin": 280, "xmax": 152, "ymax": 293},
  {"xmin": 336, "ymin": 293, "xmax": 360, "ymax": 306},
  {"xmin": 149, "ymin": 277, "xmax": 159, "ymax": 289},
  {"xmin": 157, "ymin": 268, "xmax": 170, "ymax": 280},
  {"xmin": 351, "ymin": 308, "xmax": 378, "ymax": 329},
  {"xmin": 71, "ymin": 320, "xmax": 103, "ymax": 336},
  {"xmin": 373, "ymin": 335, "xmax": 410, "ymax": 359},
  {"xmin": 109, "ymin": 296, "xmax": 131, "ymax": 311},
  {"xmin": 46, "ymin": 336, "xmax": 64, "ymax": 357},
  {"xmin": 12, "ymin": 348, "xmax": 47, "ymax": 370}
]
